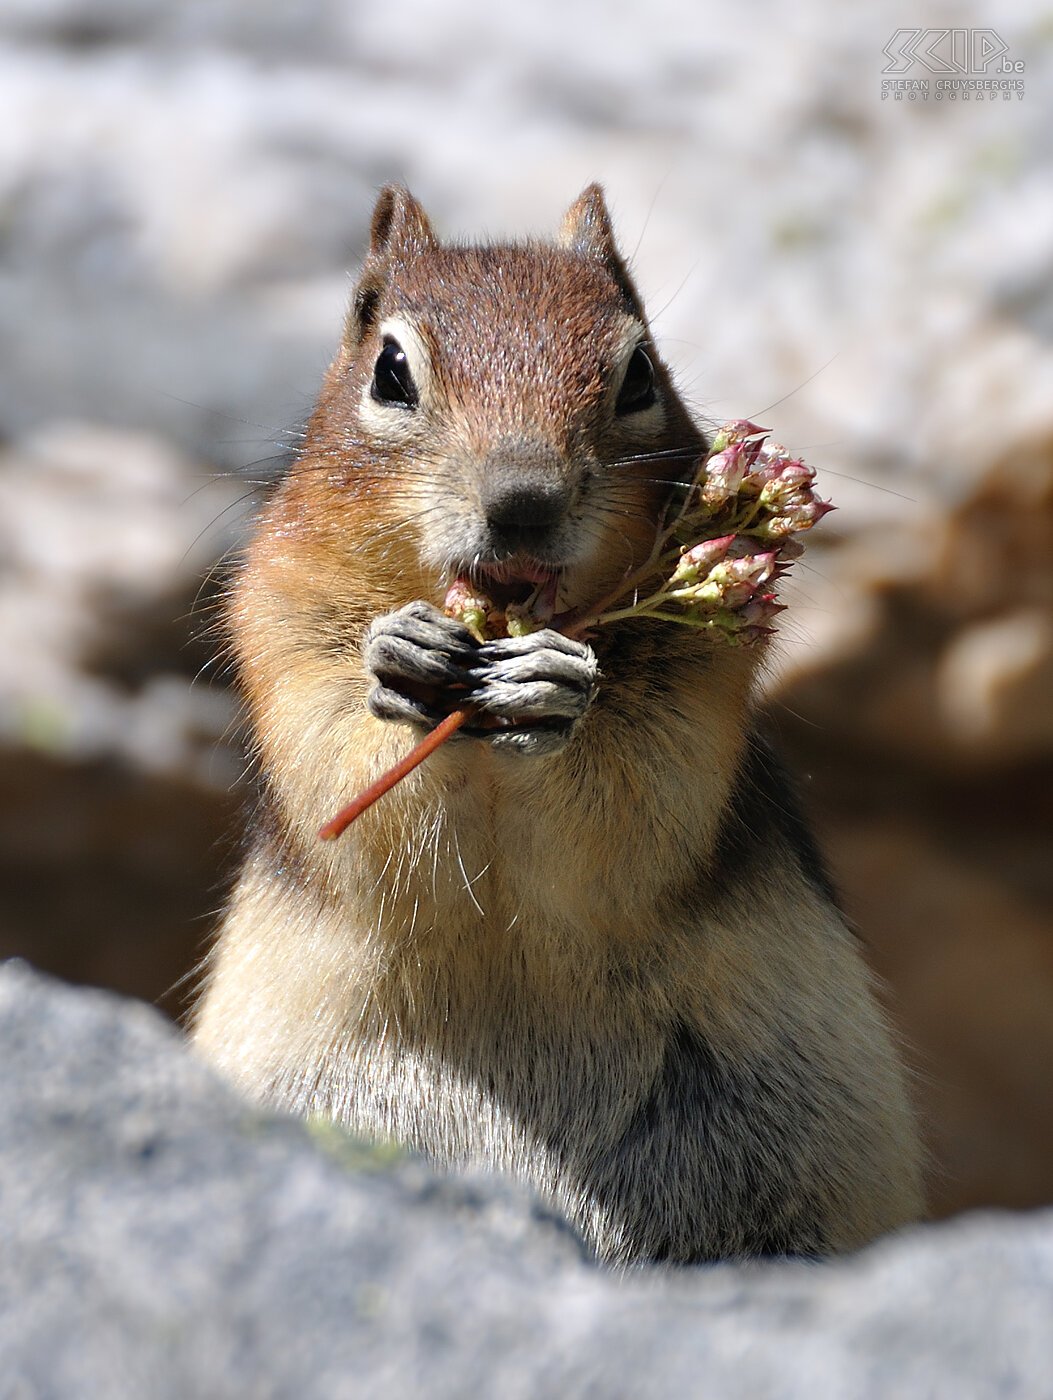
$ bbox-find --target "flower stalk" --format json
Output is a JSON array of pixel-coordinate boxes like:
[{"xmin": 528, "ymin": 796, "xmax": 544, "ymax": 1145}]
[{"xmin": 318, "ymin": 420, "xmax": 832, "ymax": 840}]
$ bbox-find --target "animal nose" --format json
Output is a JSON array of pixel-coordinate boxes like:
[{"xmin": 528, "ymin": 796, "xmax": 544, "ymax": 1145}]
[
  {"xmin": 478, "ymin": 437, "xmax": 572, "ymax": 554},
  {"xmin": 483, "ymin": 480, "xmax": 567, "ymax": 540}
]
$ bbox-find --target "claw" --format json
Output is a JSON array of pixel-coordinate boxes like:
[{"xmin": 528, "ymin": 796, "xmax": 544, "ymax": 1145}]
[{"xmin": 363, "ymin": 602, "xmax": 598, "ymax": 752}]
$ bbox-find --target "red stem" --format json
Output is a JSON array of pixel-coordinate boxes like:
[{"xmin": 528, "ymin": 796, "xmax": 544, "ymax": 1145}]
[
  {"xmin": 317, "ymin": 706, "xmax": 473, "ymax": 841},
  {"xmin": 316, "ymin": 549, "xmax": 677, "ymax": 841},
  {"xmin": 318, "ymin": 440, "xmax": 805, "ymax": 838}
]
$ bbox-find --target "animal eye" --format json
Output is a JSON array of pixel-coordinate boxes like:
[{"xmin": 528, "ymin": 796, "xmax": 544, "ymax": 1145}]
[
  {"xmin": 615, "ymin": 345, "xmax": 656, "ymax": 415},
  {"xmin": 371, "ymin": 337, "xmax": 418, "ymax": 408}
]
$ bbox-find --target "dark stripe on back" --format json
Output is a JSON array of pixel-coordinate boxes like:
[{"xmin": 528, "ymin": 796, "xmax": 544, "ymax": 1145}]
[
  {"xmin": 610, "ymin": 1020, "xmax": 828, "ymax": 1261},
  {"xmin": 713, "ymin": 731, "xmax": 839, "ymax": 907}
]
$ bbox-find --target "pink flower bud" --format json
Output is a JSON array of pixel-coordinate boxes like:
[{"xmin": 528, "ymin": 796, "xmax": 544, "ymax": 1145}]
[
  {"xmin": 443, "ymin": 578, "xmax": 494, "ymax": 641},
  {"xmin": 670, "ymin": 534, "xmax": 736, "ymax": 584},
  {"xmin": 701, "ymin": 443, "xmax": 748, "ymax": 508},
  {"xmin": 759, "ymin": 462, "xmax": 816, "ymax": 509},
  {"xmin": 590, "ymin": 420, "xmax": 831, "ymax": 648},
  {"xmin": 755, "ymin": 494, "xmax": 834, "ymax": 538},
  {"xmin": 739, "ymin": 595, "xmax": 786, "ymax": 625},
  {"xmin": 711, "ymin": 419, "xmax": 770, "ymax": 456},
  {"xmin": 682, "ymin": 549, "xmax": 777, "ymax": 610},
  {"xmin": 715, "ymin": 592, "xmax": 785, "ymax": 645},
  {"xmin": 755, "ymin": 515, "xmax": 796, "ymax": 540},
  {"xmin": 721, "ymin": 550, "xmax": 777, "ymax": 588}
]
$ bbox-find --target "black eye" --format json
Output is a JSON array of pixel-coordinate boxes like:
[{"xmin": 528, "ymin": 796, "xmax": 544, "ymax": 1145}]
[
  {"xmin": 616, "ymin": 345, "xmax": 657, "ymax": 416},
  {"xmin": 371, "ymin": 337, "xmax": 418, "ymax": 408}
]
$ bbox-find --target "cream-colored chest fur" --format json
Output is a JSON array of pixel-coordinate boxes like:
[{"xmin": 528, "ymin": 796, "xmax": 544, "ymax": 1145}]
[{"xmin": 193, "ymin": 618, "xmax": 923, "ymax": 1262}]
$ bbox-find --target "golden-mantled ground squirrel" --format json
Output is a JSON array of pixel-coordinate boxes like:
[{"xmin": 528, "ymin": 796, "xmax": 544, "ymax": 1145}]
[{"xmin": 192, "ymin": 185, "xmax": 924, "ymax": 1264}]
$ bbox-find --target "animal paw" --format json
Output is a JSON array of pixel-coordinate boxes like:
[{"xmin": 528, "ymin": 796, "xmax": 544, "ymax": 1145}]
[
  {"xmin": 363, "ymin": 601, "xmax": 480, "ymax": 729},
  {"xmin": 466, "ymin": 630, "xmax": 599, "ymax": 757}
]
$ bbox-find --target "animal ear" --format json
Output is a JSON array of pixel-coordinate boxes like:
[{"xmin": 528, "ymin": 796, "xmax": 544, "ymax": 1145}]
[
  {"xmin": 558, "ymin": 183, "xmax": 645, "ymax": 319},
  {"xmin": 368, "ymin": 185, "xmax": 438, "ymax": 261},
  {"xmin": 346, "ymin": 186, "xmax": 438, "ymax": 347},
  {"xmin": 558, "ymin": 183, "xmax": 619, "ymax": 260}
]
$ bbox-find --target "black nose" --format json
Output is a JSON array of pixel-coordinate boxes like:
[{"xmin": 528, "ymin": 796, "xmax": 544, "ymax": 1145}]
[
  {"xmin": 481, "ymin": 453, "xmax": 571, "ymax": 551},
  {"xmin": 484, "ymin": 484, "xmax": 568, "ymax": 543},
  {"xmin": 477, "ymin": 436, "xmax": 572, "ymax": 555}
]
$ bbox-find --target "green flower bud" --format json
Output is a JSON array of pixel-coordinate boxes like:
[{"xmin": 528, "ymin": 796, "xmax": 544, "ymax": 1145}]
[
  {"xmin": 443, "ymin": 578, "xmax": 495, "ymax": 642},
  {"xmin": 505, "ymin": 604, "xmax": 540, "ymax": 638}
]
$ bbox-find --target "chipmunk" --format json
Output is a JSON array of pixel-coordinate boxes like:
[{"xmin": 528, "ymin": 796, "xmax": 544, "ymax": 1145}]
[{"xmin": 192, "ymin": 185, "xmax": 925, "ymax": 1264}]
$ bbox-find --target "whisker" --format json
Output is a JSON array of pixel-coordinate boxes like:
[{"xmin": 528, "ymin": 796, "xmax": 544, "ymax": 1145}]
[
  {"xmin": 646, "ymin": 256, "xmax": 704, "ymax": 326},
  {"xmin": 179, "ymin": 491, "xmax": 262, "ymax": 568},
  {"xmin": 157, "ymin": 390, "xmax": 308, "ymax": 443},
  {"xmin": 179, "ymin": 452, "xmax": 296, "ymax": 504},
  {"xmin": 747, "ymin": 356, "xmax": 839, "ymax": 420},
  {"xmin": 629, "ymin": 166, "xmax": 675, "ymax": 266},
  {"xmin": 812, "ymin": 467, "xmax": 917, "ymax": 503}
]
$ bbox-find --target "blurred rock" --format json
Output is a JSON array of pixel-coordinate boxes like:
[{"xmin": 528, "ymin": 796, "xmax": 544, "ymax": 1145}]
[
  {"xmin": 821, "ymin": 819, "xmax": 1053, "ymax": 1217},
  {"xmin": 937, "ymin": 609, "xmax": 1053, "ymax": 757},
  {"xmin": 769, "ymin": 421, "xmax": 1053, "ymax": 773},
  {"xmin": 765, "ymin": 426, "xmax": 1053, "ymax": 1218},
  {"xmin": 1, "ymin": 0, "xmax": 1051, "ymax": 506},
  {"xmin": 2, "ymin": 961, "xmax": 1052, "ymax": 1400},
  {"xmin": 1, "ymin": 0, "xmax": 1051, "ymax": 1237},
  {"xmin": 0, "ymin": 422, "xmax": 243, "ymax": 774},
  {"xmin": 0, "ymin": 749, "xmax": 242, "ymax": 1015},
  {"xmin": 0, "ymin": 424, "xmax": 251, "ymax": 1011}
]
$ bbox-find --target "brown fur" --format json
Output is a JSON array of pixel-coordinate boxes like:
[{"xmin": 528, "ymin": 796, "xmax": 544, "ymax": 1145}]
[{"xmin": 192, "ymin": 185, "xmax": 924, "ymax": 1263}]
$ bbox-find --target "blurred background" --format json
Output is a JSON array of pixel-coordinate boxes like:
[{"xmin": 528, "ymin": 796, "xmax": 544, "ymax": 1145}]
[{"xmin": 1, "ymin": 0, "xmax": 1050, "ymax": 1222}]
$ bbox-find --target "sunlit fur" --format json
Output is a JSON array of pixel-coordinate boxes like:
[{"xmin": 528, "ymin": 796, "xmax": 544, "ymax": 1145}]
[{"xmin": 192, "ymin": 185, "xmax": 924, "ymax": 1264}]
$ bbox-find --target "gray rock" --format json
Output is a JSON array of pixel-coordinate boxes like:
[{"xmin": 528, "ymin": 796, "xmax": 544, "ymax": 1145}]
[
  {"xmin": 2, "ymin": 0, "xmax": 1050, "ymax": 514},
  {"xmin": 0, "ymin": 961, "xmax": 1050, "ymax": 1398},
  {"xmin": 0, "ymin": 424, "xmax": 249, "ymax": 1009}
]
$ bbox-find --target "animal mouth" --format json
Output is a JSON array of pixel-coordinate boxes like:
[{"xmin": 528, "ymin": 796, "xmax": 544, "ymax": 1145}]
[{"xmin": 468, "ymin": 557, "xmax": 562, "ymax": 625}]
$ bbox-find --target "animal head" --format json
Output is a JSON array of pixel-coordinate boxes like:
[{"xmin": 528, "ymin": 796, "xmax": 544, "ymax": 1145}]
[{"xmin": 302, "ymin": 185, "xmax": 704, "ymax": 612}]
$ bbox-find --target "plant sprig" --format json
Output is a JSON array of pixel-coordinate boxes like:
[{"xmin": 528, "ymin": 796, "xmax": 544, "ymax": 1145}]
[{"xmin": 317, "ymin": 420, "xmax": 832, "ymax": 840}]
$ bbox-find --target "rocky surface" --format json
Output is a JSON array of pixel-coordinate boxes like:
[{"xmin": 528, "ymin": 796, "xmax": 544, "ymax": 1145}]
[
  {"xmin": 1, "ymin": 0, "xmax": 1051, "ymax": 1219},
  {"xmin": 0, "ymin": 424, "xmax": 247, "ymax": 1012},
  {"xmin": 2, "ymin": 961, "xmax": 1051, "ymax": 1400},
  {"xmin": 2, "ymin": 0, "xmax": 1051, "ymax": 500},
  {"xmin": 762, "ymin": 427, "xmax": 1053, "ymax": 1216}
]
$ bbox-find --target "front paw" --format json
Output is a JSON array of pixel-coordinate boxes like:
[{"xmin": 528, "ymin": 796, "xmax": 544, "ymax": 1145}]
[
  {"xmin": 363, "ymin": 601, "xmax": 480, "ymax": 729},
  {"xmin": 467, "ymin": 630, "xmax": 599, "ymax": 757}
]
